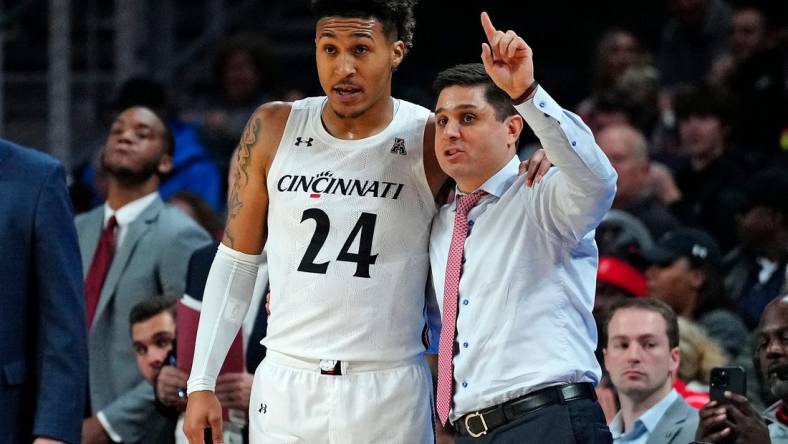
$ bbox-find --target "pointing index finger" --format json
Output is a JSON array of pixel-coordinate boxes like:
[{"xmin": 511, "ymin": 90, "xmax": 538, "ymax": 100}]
[{"xmin": 481, "ymin": 11, "xmax": 496, "ymax": 43}]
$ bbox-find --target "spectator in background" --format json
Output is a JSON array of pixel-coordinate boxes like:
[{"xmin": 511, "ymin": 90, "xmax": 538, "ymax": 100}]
[
  {"xmin": 169, "ymin": 192, "xmax": 224, "ymax": 241},
  {"xmin": 670, "ymin": 84, "xmax": 745, "ymax": 252},
  {"xmin": 130, "ymin": 297, "xmax": 178, "ymax": 386},
  {"xmin": 604, "ymin": 298, "xmax": 699, "ymax": 444},
  {"xmin": 115, "ymin": 78, "xmax": 224, "ymax": 212},
  {"xmin": 675, "ymin": 317, "xmax": 727, "ymax": 408},
  {"xmin": 582, "ymin": 89, "xmax": 639, "ymax": 137},
  {"xmin": 75, "ymin": 106, "xmax": 212, "ymax": 444},
  {"xmin": 657, "ymin": 0, "xmax": 732, "ymax": 87},
  {"xmin": 128, "ymin": 297, "xmax": 179, "ymax": 444},
  {"xmin": 184, "ymin": 34, "xmax": 278, "ymax": 176},
  {"xmin": 74, "ymin": 78, "xmax": 224, "ymax": 213},
  {"xmin": 592, "ymin": 29, "xmax": 644, "ymax": 93},
  {"xmin": 710, "ymin": 1, "xmax": 788, "ymax": 164},
  {"xmin": 693, "ymin": 295, "xmax": 788, "ymax": 444},
  {"xmin": 594, "ymin": 255, "xmax": 649, "ymax": 423},
  {"xmin": 0, "ymin": 139, "xmax": 88, "ymax": 444},
  {"xmin": 725, "ymin": 168, "xmax": 788, "ymax": 330},
  {"xmin": 596, "ymin": 210, "xmax": 655, "ymax": 264},
  {"xmin": 597, "ymin": 124, "xmax": 680, "ymax": 238},
  {"xmin": 643, "ymin": 227, "xmax": 748, "ymax": 359},
  {"xmin": 579, "ymin": 30, "xmax": 661, "ymax": 136}
]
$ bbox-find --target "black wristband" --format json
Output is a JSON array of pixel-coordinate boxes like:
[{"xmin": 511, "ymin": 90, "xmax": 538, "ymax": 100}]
[{"xmin": 512, "ymin": 81, "xmax": 539, "ymax": 105}]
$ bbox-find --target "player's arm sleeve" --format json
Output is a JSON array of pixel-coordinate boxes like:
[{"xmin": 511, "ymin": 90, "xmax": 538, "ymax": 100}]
[
  {"xmin": 514, "ymin": 86, "xmax": 617, "ymax": 241},
  {"xmin": 186, "ymin": 243, "xmax": 263, "ymax": 393}
]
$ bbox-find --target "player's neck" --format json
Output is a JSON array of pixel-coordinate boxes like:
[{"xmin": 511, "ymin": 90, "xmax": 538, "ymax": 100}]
[
  {"xmin": 106, "ymin": 177, "xmax": 159, "ymax": 210},
  {"xmin": 321, "ymin": 96, "xmax": 394, "ymax": 140}
]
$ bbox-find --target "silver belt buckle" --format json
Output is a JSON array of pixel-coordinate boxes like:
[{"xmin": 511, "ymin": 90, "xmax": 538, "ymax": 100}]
[{"xmin": 464, "ymin": 411, "xmax": 488, "ymax": 438}]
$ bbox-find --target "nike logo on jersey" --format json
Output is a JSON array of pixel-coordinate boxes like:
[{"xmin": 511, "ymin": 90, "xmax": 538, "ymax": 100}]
[
  {"xmin": 277, "ymin": 171, "xmax": 405, "ymax": 200},
  {"xmin": 294, "ymin": 137, "xmax": 314, "ymax": 147}
]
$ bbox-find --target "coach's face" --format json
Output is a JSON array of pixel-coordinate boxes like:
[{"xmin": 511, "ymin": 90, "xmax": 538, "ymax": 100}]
[
  {"xmin": 435, "ymin": 85, "xmax": 521, "ymax": 192},
  {"xmin": 101, "ymin": 107, "xmax": 172, "ymax": 183},
  {"xmin": 315, "ymin": 16, "xmax": 404, "ymax": 119}
]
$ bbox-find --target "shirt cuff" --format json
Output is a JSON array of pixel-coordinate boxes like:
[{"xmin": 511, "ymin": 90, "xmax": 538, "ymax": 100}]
[
  {"xmin": 96, "ymin": 411, "xmax": 123, "ymax": 443},
  {"xmin": 513, "ymin": 86, "xmax": 564, "ymax": 133}
]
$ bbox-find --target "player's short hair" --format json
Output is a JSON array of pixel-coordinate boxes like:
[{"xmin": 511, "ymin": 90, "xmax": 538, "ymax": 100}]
[
  {"xmin": 605, "ymin": 298, "xmax": 680, "ymax": 348},
  {"xmin": 432, "ymin": 63, "xmax": 518, "ymax": 121},
  {"xmin": 311, "ymin": 0, "xmax": 418, "ymax": 52},
  {"xmin": 129, "ymin": 296, "xmax": 178, "ymax": 328}
]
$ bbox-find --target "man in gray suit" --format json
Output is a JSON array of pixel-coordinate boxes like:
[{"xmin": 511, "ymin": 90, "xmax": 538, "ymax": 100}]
[
  {"xmin": 76, "ymin": 106, "xmax": 212, "ymax": 443},
  {"xmin": 604, "ymin": 298, "xmax": 699, "ymax": 444}
]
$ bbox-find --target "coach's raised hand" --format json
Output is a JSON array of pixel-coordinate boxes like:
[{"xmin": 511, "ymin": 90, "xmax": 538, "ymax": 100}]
[{"xmin": 480, "ymin": 11, "xmax": 536, "ymax": 101}]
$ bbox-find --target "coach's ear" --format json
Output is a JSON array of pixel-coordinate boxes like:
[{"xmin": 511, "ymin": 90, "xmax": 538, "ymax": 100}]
[{"xmin": 391, "ymin": 40, "xmax": 405, "ymax": 71}]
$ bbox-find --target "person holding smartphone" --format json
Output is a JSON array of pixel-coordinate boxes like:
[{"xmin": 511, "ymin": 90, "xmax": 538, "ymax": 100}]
[
  {"xmin": 694, "ymin": 295, "xmax": 788, "ymax": 444},
  {"xmin": 603, "ymin": 298, "xmax": 699, "ymax": 443}
]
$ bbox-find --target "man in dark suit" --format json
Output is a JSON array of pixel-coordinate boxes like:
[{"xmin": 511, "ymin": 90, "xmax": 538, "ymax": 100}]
[
  {"xmin": 0, "ymin": 139, "xmax": 88, "ymax": 444},
  {"xmin": 75, "ymin": 107, "xmax": 212, "ymax": 443}
]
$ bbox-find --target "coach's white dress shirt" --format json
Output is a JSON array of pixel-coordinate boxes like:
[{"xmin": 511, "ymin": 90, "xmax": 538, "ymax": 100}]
[{"xmin": 429, "ymin": 86, "xmax": 617, "ymax": 422}]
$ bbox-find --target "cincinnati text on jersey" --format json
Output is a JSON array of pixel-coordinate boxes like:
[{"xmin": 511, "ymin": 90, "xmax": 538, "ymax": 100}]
[{"xmin": 276, "ymin": 171, "xmax": 405, "ymax": 200}]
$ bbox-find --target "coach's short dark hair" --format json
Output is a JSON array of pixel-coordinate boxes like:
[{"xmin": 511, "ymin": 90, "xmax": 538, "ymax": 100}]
[
  {"xmin": 605, "ymin": 298, "xmax": 680, "ymax": 349},
  {"xmin": 433, "ymin": 63, "xmax": 517, "ymax": 121},
  {"xmin": 129, "ymin": 296, "xmax": 178, "ymax": 328},
  {"xmin": 311, "ymin": 0, "xmax": 418, "ymax": 52}
]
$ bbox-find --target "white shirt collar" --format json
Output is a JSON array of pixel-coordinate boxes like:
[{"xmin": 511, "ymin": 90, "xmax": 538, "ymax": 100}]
[
  {"xmin": 455, "ymin": 155, "xmax": 520, "ymax": 200},
  {"xmin": 103, "ymin": 192, "xmax": 159, "ymax": 228},
  {"xmin": 610, "ymin": 389, "xmax": 679, "ymax": 438}
]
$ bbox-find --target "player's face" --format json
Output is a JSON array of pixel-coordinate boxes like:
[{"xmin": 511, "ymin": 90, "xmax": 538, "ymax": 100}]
[
  {"xmin": 102, "ymin": 107, "xmax": 172, "ymax": 183},
  {"xmin": 315, "ymin": 17, "xmax": 404, "ymax": 119},
  {"xmin": 131, "ymin": 311, "xmax": 176, "ymax": 383},
  {"xmin": 604, "ymin": 308, "xmax": 679, "ymax": 403},
  {"xmin": 435, "ymin": 85, "xmax": 521, "ymax": 192}
]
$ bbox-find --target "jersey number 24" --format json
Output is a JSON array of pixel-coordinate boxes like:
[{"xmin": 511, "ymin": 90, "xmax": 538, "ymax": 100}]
[{"xmin": 297, "ymin": 208, "xmax": 378, "ymax": 278}]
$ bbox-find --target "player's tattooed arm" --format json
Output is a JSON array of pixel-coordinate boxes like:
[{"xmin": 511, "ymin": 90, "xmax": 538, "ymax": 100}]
[
  {"xmin": 221, "ymin": 102, "xmax": 291, "ymax": 253},
  {"xmin": 224, "ymin": 116, "xmax": 261, "ymax": 248}
]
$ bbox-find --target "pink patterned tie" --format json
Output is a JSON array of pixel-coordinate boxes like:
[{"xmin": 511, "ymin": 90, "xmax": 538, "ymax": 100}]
[{"xmin": 436, "ymin": 190, "xmax": 486, "ymax": 425}]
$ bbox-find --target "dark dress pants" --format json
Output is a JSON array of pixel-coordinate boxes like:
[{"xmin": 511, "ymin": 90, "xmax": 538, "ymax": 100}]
[{"xmin": 454, "ymin": 398, "xmax": 612, "ymax": 444}]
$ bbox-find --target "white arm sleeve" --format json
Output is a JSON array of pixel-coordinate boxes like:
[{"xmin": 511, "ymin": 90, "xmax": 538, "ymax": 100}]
[{"xmin": 186, "ymin": 243, "xmax": 262, "ymax": 394}]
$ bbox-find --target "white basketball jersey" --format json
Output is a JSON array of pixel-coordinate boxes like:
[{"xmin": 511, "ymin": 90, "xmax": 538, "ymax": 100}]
[{"xmin": 263, "ymin": 97, "xmax": 436, "ymax": 362}]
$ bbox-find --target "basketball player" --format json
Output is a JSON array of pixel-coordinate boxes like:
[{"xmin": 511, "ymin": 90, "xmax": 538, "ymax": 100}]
[{"xmin": 184, "ymin": 1, "xmax": 548, "ymax": 443}]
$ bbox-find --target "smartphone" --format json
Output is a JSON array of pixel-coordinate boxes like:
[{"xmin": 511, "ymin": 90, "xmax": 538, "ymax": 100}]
[{"xmin": 709, "ymin": 366, "xmax": 746, "ymax": 403}]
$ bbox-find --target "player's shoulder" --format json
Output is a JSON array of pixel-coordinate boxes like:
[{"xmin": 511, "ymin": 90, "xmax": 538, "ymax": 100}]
[{"xmin": 253, "ymin": 101, "xmax": 294, "ymax": 125}]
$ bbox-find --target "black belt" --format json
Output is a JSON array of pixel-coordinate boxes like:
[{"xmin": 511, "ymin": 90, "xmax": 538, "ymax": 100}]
[{"xmin": 454, "ymin": 382, "xmax": 596, "ymax": 438}]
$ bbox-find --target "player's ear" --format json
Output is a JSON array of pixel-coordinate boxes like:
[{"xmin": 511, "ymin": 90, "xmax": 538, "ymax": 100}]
[{"xmin": 391, "ymin": 40, "xmax": 405, "ymax": 72}]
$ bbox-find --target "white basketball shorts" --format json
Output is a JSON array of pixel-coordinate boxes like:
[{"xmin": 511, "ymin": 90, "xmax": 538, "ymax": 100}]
[{"xmin": 248, "ymin": 350, "xmax": 434, "ymax": 444}]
